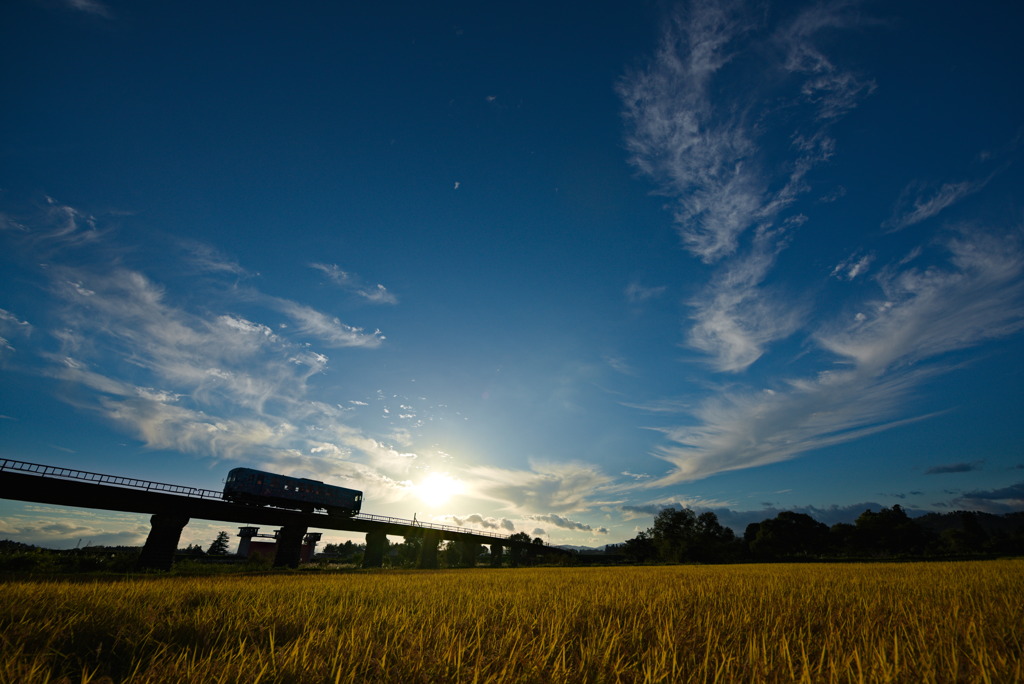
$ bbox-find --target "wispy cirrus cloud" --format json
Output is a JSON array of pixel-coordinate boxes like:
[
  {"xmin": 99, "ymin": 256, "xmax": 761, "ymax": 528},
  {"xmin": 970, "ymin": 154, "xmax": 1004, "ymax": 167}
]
[
  {"xmin": 0, "ymin": 308, "xmax": 32, "ymax": 354},
  {"xmin": 464, "ymin": 460, "xmax": 619, "ymax": 515},
  {"xmin": 651, "ymin": 229, "xmax": 1024, "ymax": 484},
  {"xmin": 65, "ymin": 0, "xmax": 112, "ymax": 18},
  {"xmin": 831, "ymin": 251, "xmax": 875, "ymax": 281},
  {"xmin": 311, "ymin": 263, "xmax": 398, "ymax": 305},
  {"xmin": 619, "ymin": 0, "xmax": 873, "ymax": 265},
  {"xmin": 618, "ymin": 0, "xmax": 762, "ymax": 264},
  {"xmin": 273, "ymin": 298, "xmax": 386, "ymax": 349},
  {"xmin": 686, "ymin": 227, "xmax": 805, "ymax": 372},
  {"xmin": 0, "ymin": 199, "xmax": 412, "ymax": 500},
  {"xmin": 624, "ymin": 281, "xmax": 667, "ymax": 304},
  {"xmin": 620, "ymin": 1, "xmax": 875, "ymax": 374},
  {"xmin": 181, "ymin": 240, "xmax": 248, "ymax": 276},
  {"xmin": 885, "ymin": 179, "xmax": 988, "ymax": 231}
]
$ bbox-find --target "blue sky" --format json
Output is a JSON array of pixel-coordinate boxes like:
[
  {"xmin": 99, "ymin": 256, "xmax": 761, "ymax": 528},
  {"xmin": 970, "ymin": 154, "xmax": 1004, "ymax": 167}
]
[{"xmin": 2, "ymin": 0, "xmax": 1022, "ymax": 550}]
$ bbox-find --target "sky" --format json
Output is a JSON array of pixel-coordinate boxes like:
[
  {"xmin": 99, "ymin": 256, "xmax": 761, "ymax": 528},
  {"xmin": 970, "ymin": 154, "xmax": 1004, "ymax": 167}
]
[{"xmin": 1, "ymin": 0, "xmax": 1023, "ymax": 551}]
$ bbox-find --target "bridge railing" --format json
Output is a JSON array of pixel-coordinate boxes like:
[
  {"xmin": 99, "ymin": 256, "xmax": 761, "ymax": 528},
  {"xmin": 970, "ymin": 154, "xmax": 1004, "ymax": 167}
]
[
  {"xmin": 0, "ymin": 458, "xmax": 224, "ymax": 501},
  {"xmin": 350, "ymin": 511, "xmax": 510, "ymax": 541},
  {"xmin": 0, "ymin": 458, "xmax": 527, "ymax": 544}
]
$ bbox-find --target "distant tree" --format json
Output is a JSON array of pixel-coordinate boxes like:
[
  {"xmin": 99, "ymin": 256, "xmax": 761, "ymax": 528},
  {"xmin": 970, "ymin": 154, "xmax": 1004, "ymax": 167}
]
[
  {"xmin": 207, "ymin": 531, "xmax": 231, "ymax": 556},
  {"xmin": 397, "ymin": 529, "xmax": 424, "ymax": 567},
  {"xmin": 692, "ymin": 511, "xmax": 738, "ymax": 563},
  {"xmin": 828, "ymin": 522, "xmax": 857, "ymax": 555},
  {"xmin": 507, "ymin": 531, "xmax": 531, "ymax": 567},
  {"xmin": 441, "ymin": 541, "xmax": 461, "ymax": 568},
  {"xmin": 458, "ymin": 541, "xmax": 483, "ymax": 568},
  {"xmin": 532, "ymin": 537, "xmax": 545, "ymax": 545},
  {"xmin": 622, "ymin": 530, "xmax": 657, "ymax": 563},
  {"xmin": 650, "ymin": 507, "xmax": 698, "ymax": 562},
  {"xmin": 748, "ymin": 511, "xmax": 829, "ymax": 560},
  {"xmin": 622, "ymin": 508, "xmax": 738, "ymax": 564},
  {"xmin": 854, "ymin": 505, "xmax": 929, "ymax": 556}
]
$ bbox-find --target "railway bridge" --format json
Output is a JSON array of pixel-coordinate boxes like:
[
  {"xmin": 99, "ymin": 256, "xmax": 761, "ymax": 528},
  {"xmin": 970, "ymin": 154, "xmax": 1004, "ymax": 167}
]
[{"xmin": 0, "ymin": 459, "xmax": 569, "ymax": 570}]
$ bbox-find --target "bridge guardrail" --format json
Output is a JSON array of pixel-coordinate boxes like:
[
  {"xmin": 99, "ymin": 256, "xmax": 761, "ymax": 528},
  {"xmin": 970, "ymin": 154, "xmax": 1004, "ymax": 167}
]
[
  {"xmin": 349, "ymin": 512, "xmax": 509, "ymax": 541},
  {"xmin": 0, "ymin": 458, "xmax": 514, "ymax": 543},
  {"xmin": 0, "ymin": 458, "xmax": 224, "ymax": 501}
]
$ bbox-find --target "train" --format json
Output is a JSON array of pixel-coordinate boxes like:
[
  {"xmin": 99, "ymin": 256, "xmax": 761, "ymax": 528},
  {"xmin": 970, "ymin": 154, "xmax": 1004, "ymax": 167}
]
[{"xmin": 222, "ymin": 467, "xmax": 362, "ymax": 517}]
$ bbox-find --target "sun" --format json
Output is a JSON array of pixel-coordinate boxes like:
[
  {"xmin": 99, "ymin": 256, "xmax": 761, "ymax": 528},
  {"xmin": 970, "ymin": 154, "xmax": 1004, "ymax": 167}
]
[{"xmin": 414, "ymin": 472, "xmax": 465, "ymax": 509}]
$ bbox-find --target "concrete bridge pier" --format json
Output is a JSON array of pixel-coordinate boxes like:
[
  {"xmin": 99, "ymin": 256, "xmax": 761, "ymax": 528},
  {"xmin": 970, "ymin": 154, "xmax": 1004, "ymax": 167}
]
[
  {"xmin": 362, "ymin": 529, "xmax": 387, "ymax": 568},
  {"xmin": 418, "ymin": 529, "xmax": 440, "ymax": 569},
  {"xmin": 136, "ymin": 513, "xmax": 190, "ymax": 571},
  {"xmin": 489, "ymin": 543, "xmax": 503, "ymax": 567},
  {"xmin": 273, "ymin": 524, "xmax": 308, "ymax": 568},
  {"xmin": 457, "ymin": 540, "xmax": 480, "ymax": 567}
]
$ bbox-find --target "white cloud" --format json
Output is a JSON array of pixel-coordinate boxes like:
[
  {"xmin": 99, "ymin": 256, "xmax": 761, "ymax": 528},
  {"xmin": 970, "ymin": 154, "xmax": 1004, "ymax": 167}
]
[
  {"xmin": 527, "ymin": 513, "xmax": 608, "ymax": 534},
  {"xmin": 619, "ymin": 0, "xmax": 873, "ymax": 264},
  {"xmin": 442, "ymin": 513, "xmax": 512, "ymax": 531},
  {"xmin": 818, "ymin": 230, "xmax": 1024, "ymax": 374},
  {"xmin": 310, "ymin": 263, "xmax": 398, "ymax": 305},
  {"xmin": 182, "ymin": 240, "xmax": 248, "ymax": 276},
  {"xmin": 274, "ymin": 299, "xmax": 385, "ymax": 348},
  {"xmin": 625, "ymin": 282, "xmax": 667, "ymax": 303},
  {"xmin": 0, "ymin": 201, "xmax": 420, "ymax": 511},
  {"xmin": 687, "ymin": 228, "xmax": 804, "ymax": 372},
  {"xmin": 65, "ymin": 0, "xmax": 112, "ymax": 18},
  {"xmin": 885, "ymin": 179, "xmax": 987, "ymax": 231},
  {"xmin": 652, "ymin": 229, "xmax": 1024, "ymax": 484},
  {"xmin": 777, "ymin": 2, "xmax": 876, "ymax": 120},
  {"xmin": 463, "ymin": 460, "xmax": 619, "ymax": 515},
  {"xmin": 831, "ymin": 252, "xmax": 875, "ymax": 281},
  {"xmin": 0, "ymin": 308, "xmax": 32, "ymax": 353},
  {"xmin": 621, "ymin": 1, "xmax": 875, "ymax": 375}
]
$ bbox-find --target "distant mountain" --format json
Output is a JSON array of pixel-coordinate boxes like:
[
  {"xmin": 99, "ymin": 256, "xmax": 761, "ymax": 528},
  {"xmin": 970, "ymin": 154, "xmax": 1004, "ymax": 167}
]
[{"xmin": 553, "ymin": 544, "xmax": 609, "ymax": 554}]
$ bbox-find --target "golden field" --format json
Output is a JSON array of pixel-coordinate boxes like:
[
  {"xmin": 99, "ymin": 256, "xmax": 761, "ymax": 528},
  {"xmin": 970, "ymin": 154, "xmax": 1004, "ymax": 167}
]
[{"xmin": 2, "ymin": 561, "xmax": 1022, "ymax": 683}]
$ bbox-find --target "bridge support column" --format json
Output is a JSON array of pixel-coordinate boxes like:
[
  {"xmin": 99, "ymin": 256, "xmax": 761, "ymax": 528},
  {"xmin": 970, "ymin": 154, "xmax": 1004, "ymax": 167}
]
[
  {"xmin": 362, "ymin": 529, "xmax": 387, "ymax": 568},
  {"xmin": 274, "ymin": 525, "xmax": 307, "ymax": 568},
  {"xmin": 237, "ymin": 527, "xmax": 259, "ymax": 557},
  {"xmin": 489, "ymin": 543, "xmax": 503, "ymax": 567},
  {"xmin": 457, "ymin": 540, "xmax": 480, "ymax": 568},
  {"xmin": 418, "ymin": 529, "xmax": 440, "ymax": 569},
  {"xmin": 136, "ymin": 513, "xmax": 189, "ymax": 571}
]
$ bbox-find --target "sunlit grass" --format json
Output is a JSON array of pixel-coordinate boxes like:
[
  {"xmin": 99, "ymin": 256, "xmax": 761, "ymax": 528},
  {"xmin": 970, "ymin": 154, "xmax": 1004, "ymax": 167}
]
[{"xmin": 2, "ymin": 561, "xmax": 1022, "ymax": 682}]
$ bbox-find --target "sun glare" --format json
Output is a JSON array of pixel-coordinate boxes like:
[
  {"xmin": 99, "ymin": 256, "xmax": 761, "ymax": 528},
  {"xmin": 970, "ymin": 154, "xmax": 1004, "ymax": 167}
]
[{"xmin": 415, "ymin": 472, "xmax": 465, "ymax": 508}]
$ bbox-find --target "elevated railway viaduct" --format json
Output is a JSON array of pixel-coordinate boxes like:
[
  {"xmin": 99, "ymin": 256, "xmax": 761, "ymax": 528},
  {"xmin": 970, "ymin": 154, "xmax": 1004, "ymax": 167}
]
[{"xmin": 0, "ymin": 459, "xmax": 569, "ymax": 570}]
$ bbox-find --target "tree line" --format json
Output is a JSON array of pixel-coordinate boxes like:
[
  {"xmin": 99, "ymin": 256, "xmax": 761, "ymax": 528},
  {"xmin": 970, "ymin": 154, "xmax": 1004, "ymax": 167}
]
[{"xmin": 610, "ymin": 506, "xmax": 1024, "ymax": 564}]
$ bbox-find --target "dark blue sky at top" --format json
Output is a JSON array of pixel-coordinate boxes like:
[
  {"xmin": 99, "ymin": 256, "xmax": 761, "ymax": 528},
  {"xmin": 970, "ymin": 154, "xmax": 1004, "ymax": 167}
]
[{"xmin": 1, "ymin": 0, "xmax": 1022, "ymax": 548}]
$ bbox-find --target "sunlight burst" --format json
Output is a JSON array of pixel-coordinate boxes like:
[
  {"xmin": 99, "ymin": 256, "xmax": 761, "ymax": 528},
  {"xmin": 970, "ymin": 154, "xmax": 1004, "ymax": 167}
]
[{"xmin": 414, "ymin": 472, "xmax": 465, "ymax": 508}]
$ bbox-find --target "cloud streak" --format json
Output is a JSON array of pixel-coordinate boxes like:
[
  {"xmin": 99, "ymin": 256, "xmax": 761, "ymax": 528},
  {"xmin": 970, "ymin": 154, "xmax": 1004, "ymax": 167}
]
[
  {"xmin": 463, "ymin": 460, "xmax": 619, "ymax": 515},
  {"xmin": 885, "ymin": 179, "xmax": 988, "ymax": 231},
  {"xmin": 528, "ymin": 513, "xmax": 609, "ymax": 534},
  {"xmin": 925, "ymin": 461, "xmax": 984, "ymax": 475},
  {"xmin": 652, "ymin": 229, "xmax": 1024, "ymax": 484},
  {"xmin": 619, "ymin": 0, "xmax": 872, "ymax": 265},
  {"xmin": 311, "ymin": 263, "xmax": 398, "ymax": 305},
  {"xmin": 620, "ymin": 1, "xmax": 876, "ymax": 374}
]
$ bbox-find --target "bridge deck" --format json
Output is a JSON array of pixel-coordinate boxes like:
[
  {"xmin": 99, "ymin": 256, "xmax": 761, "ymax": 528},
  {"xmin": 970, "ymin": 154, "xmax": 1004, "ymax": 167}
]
[{"xmin": 0, "ymin": 459, "xmax": 566, "ymax": 553}]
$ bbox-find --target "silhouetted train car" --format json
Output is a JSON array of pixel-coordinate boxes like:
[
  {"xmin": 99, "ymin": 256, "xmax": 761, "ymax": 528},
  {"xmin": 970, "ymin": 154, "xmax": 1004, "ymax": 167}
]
[{"xmin": 223, "ymin": 467, "xmax": 362, "ymax": 517}]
